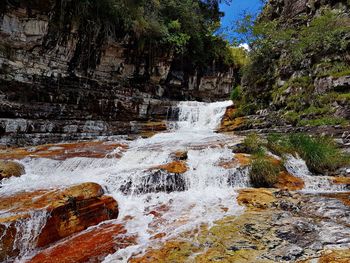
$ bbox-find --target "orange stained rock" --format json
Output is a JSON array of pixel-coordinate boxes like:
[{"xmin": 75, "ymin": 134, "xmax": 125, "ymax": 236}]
[
  {"xmin": 319, "ymin": 249, "xmax": 350, "ymax": 263},
  {"xmin": 332, "ymin": 177, "xmax": 350, "ymax": 185},
  {"xmin": 237, "ymin": 188, "xmax": 276, "ymax": 209},
  {"xmin": 322, "ymin": 192, "xmax": 350, "ymax": 207},
  {"xmin": 220, "ymin": 117, "xmax": 245, "ymax": 132},
  {"xmin": 0, "ymin": 183, "xmax": 104, "ymax": 214},
  {"xmin": 0, "ymin": 141, "xmax": 128, "ymax": 160},
  {"xmin": 219, "ymin": 105, "xmax": 245, "ymax": 132},
  {"xmin": 151, "ymin": 232, "xmax": 167, "ymax": 240},
  {"xmin": 28, "ymin": 223, "xmax": 136, "ymax": 263},
  {"xmin": 156, "ymin": 161, "xmax": 188, "ymax": 174},
  {"xmin": 129, "ymin": 241, "xmax": 199, "ymax": 263},
  {"xmin": 275, "ymin": 171, "xmax": 305, "ymax": 191},
  {"xmin": 218, "ymin": 153, "xmax": 251, "ymax": 169},
  {"xmin": 173, "ymin": 151, "xmax": 188, "ymax": 160},
  {"xmin": 0, "ymin": 183, "xmax": 119, "ymax": 260},
  {"xmin": 0, "ymin": 160, "xmax": 25, "ymax": 180},
  {"xmin": 235, "ymin": 153, "xmax": 252, "ymax": 166}
]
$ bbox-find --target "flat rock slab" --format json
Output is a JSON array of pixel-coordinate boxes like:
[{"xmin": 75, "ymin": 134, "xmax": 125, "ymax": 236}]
[
  {"xmin": 0, "ymin": 141, "xmax": 128, "ymax": 160},
  {"xmin": 130, "ymin": 189, "xmax": 350, "ymax": 262},
  {"xmin": 0, "ymin": 182, "xmax": 118, "ymax": 262},
  {"xmin": 28, "ymin": 222, "xmax": 136, "ymax": 263}
]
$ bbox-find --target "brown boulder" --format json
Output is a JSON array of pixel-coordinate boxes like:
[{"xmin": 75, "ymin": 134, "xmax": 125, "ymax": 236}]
[
  {"xmin": 0, "ymin": 183, "xmax": 118, "ymax": 262},
  {"xmin": 156, "ymin": 161, "xmax": 188, "ymax": 174},
  {"xmin": 274, "ymin": 171, "xmax": 305, "ymax": 191},
  {"xmin": 28, "ymin": 223, "xmax": 136, "ymax": 263},
  {"xmin": 237, "ymin": 188, "xmax": 276, "ymax": 209},
  {"xmin": 218, "ymin": 153, "xmax": 252, "ymax": 169},
  {"xmin": 319, "ymin": 249, "xmax": 350, "ymax": 263},
  {"xmin": 0, "ymin": 160, "xmax": 25, "ymax": 180},
  {"xmin": 332, "ymin": 177, "xmax": 350, "ymax": 185}
]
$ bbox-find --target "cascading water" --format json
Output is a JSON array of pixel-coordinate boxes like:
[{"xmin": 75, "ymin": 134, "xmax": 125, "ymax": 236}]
[
  {"xmin": 2, "ymin": 100, "xmax": 346, "ymax": 262},
  {"xmin": 0, "ymin": 100, "xmax": 248, "ymax": 262},
  {"xmin": 284, "ymin": 154, "xmax": 347, "ymax": 193}
]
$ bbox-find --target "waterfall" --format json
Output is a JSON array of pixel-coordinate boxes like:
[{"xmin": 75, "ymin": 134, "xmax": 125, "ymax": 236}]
[
  {"xmin": 284, "ymin": 154, "xmax": 347, "ymax": 193},
  {"xmin": 175, "ymin": 101, "xmax": 233, "ymax": 131},
  {"xmin": 0, "ymin": 101, "xmax": 246, "ymax": 262}
]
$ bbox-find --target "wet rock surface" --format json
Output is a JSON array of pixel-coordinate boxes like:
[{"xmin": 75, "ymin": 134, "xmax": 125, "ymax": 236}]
[
  {"xmin": 130, "ymin": 189, "xmax": 350, "ymax": 263},
  {"xmin": 0, "ymin": 140, "xmax": 128, "ymax": 160},
  {"xmin": 28, "ymin": 222, "xmax": 136, "ymax": 263},
  {"xmin": 0, "ymin": 3, "xmax": 236, "ymax": 146},
  {"xmin": 120, "ymin": 161, "xmax": 188, "ymax": 195},
  {"xmin": 0, "ymin": 183, "xmax": 118, "ymax": 262}
]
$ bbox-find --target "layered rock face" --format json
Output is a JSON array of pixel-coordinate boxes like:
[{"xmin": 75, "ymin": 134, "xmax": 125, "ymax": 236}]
[
  {"xmin": 0, "ymin": 182, "xmax": 119, "ymax": 262},
  {"xmin": 0, "ymin": 2, "xmax": 236, "ymax": 145},
  {"xmin": 226, "ymin": 0, "xmax": 350, "ymax": 138}
]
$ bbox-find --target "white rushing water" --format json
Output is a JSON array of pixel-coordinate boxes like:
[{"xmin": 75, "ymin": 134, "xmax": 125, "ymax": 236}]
[
  {"xmin": 285, "ymin": 154, "xmax": 347, "ymax": 193},
  {"xmin": 0, "ymin": 100, "xmax": 249, "ymax": 262},
  {"xmin": 2, "ymin": 100, "xmax": 347, "ymax": 262}
]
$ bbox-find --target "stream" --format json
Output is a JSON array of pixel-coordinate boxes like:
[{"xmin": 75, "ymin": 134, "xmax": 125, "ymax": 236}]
[{"xmin": 0, "ymin": 100, "xmax": 348, "ymax": 262}]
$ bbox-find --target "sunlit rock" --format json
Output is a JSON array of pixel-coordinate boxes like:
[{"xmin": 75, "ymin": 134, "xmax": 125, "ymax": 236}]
[
  {"xmin": 274, "ymin": 171, "xmax": 305, "ymax": 191},
  {"xmin": 237, "ymin": 188, "xmax": 277, "ymax": 209},
  {"xmin": 0, "ymin": 183, "xmax": 118, "ymax": 262},
  {"xmin": 28, "ymin": 222, "xmax": 136, "ymax": 263},
  {"xmin": 0, "ymin": 160, "xmax": 25, "ymax": 180}
]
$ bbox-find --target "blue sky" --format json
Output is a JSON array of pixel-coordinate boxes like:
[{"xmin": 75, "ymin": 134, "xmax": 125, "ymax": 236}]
[{"xmin": 219, "ymin": 0, "xmax": 264, "ymax": 42}]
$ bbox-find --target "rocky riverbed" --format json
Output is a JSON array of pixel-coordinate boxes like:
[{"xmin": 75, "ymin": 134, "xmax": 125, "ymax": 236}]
[{"xmin": 0, "ymin": 101, "xmax": 349, "ymax": 262}]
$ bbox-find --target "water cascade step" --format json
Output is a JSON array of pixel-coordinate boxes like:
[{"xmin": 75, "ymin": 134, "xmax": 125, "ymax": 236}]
[{"xmin": 0, "ymin": 100, "xmax": 348, "ymax": 262}]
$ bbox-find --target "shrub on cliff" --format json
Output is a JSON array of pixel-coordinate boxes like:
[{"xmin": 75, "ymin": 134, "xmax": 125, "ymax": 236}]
[
  {"xmin": 73, "ymin": 0, "xmax": 235, "ymax": 68},
  {"xmin": 232, "ymin": 6, "xmax": 350, "ymax": 118}
]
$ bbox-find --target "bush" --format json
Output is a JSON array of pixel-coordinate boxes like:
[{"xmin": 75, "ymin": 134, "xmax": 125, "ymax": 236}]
[
  {"xmin": 249, "ymin": 155, "xmax": 281, "ymax": 188},
  {"xmin": 230, "ymin": 86, "xmax": 242, "ymax": 101},
  {"xmin": 266, "ymin": 133, "xmax": 293, "ymax": 156},
  {"xmin": 242, "ymin": 133, "xmax": 265, "ymax": 154},
  {"xmin": 288, "ymin": 134, "xmax": 349, "ymax": 174},
  {"xmin": 267, "ymin": 133, "xmax": 350, "ymax": 174}
]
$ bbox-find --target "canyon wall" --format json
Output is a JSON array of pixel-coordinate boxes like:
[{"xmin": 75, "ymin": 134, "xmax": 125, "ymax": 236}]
[
  {"xmin": 226, "ymin": 0, "xmax": 350, "ymax": 143},
  {"xmin": 0, "ymin": 1, "xmax": 236, "ymax": 145}
]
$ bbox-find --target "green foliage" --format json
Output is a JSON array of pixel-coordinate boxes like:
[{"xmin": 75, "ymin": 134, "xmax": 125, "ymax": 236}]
[
  {"xmin": 267, "ymin": 133, "xmax": 350, "ymax": 174},
  {"xmin": 298, "ymin": 117, "xmax": 349, "ymax": 127},
  {"xmin": 316, "ymin": 62, "xmax": 350, "ymax": 78},
  {"xmin": 225, "ymin": 47, "xmax": 249, "ymax": 68},
  {"xmin": 266, "ymin": 133, "xmax": 294, "ymax": 156},
  {"xmin": 289, "ymin": 134, "xmax": 349, "ymax": 174},
  {"xmin": 230, "ymin": 86, "xmax": 242, "ymax": 101},
  {"xmin": 235, "ymin": 8, "xmax": 350, "ymax": 117},
  {"xmin": 43, "ymin": 0, "xmax": 236, "ymax": 69},
  {"xmin": 242, "ymin": 133, "xmax": 265, "ymax": 154},
  {"xmin": 249, "ymin": 154, "xmax": 281, "ymax": 188}
]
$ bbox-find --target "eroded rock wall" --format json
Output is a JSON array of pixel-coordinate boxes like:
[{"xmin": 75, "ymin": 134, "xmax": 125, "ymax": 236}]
[{"xmin": 0, "ymin": 2, "xmax": 236, "ymax": 145}]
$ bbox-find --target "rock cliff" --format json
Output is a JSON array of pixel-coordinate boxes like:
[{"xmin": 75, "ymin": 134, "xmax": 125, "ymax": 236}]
[
  {"xmin": 227, "ymin": 0, "xmax": 350, "ymax": 140},
  {"xmin": 0, "ymin": 1, "xmax": 236, "ymax": 145}
]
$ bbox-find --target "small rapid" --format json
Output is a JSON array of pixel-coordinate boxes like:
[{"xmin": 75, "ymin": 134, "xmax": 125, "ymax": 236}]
[
  {"xmin": 285, "ymin": 154, "xmax": 347, "ymax": 193},
  {"xmin": 1, "ymin": 100, "xmax": 347, "ymax": 262},
  {"xmin": 0, "ymin": 100, "xmax": 247, "ymax": 262}
]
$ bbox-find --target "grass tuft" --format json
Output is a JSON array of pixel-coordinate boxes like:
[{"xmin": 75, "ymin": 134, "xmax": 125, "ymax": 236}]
[
  {"xmin": 249, "ymin": 154, "xmax": 281, "ymax": 188},
  {"xmin": 267, "ymin": 133, "xmax": 350, "ymax": 174}
]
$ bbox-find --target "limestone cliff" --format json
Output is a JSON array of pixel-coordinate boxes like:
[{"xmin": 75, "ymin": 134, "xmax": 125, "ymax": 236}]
[
  {"xmin": 0, "ymin": 1, "xmax": 236, "ymax": 145},
  {"xmin": 228, "ymin": 0, "xmax": 350, "ymax": 141}
]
